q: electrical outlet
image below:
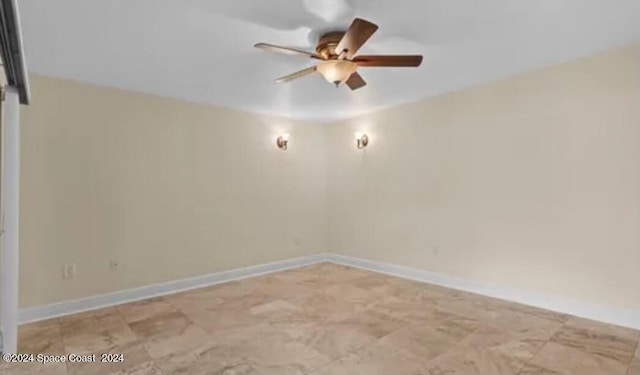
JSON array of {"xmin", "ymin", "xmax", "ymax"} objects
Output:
[
  {"xmin": 110, "ymin": 259, "xmax": 119, "ymax": 271},
  {"xmin": 432, "ymin": 245, "xmax": 440, "ymax": 257},
  {"xmin": 62, "ymin": 264, "xmax": 76, "ymax": 279},
  {"xmin": 69, "ymin": 264, "xmax": 76, "ymax": 278}
]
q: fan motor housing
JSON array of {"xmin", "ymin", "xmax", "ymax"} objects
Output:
[{"xmin": 315, "ymin": 31, "xmax": 346, "ymax": 60}]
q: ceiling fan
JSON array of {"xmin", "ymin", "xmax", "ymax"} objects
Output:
[{"xmin": 254, "ymin": 18, "xmax": 423, "ymax": 90}]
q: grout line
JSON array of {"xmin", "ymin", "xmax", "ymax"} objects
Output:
[
  {"xmin": 304, "ymin": 274, "xmax": 413, "ymax": 374},
  {"xmin": 55, "ymin": 318, "xmax": 70, "ymax": 375},
  {"xmin": 421, "ymin": 324, "xmax": 484, "ymax": 369},
  {"xmin": 246, "ymin": 362, "xmax": 264, "ymax": 375},
  {"xmin": 626, "ymin": 339, "xmax": 639, "ymax": 375},
  {"xmin": 111, "ymin": 304, "xmax": 164, "ymax": 373},
  {"xmin": 305, "ymin": 319, "xmax": 413, "ymax": 375},
  {"xmin": 152, "ymin": 363, "xmax": 166, "ymax": 375},
  {"xmin": 516, "ymin": 319, "xmax": 566, "ymax": 374}
]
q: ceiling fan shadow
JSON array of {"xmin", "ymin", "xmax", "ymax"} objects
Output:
[
  {"xmin": 301, "ymin": 0, "xmax": 356, "ymax": 23},
  {"xmin": 198, "ymin": 0, "xmax": 324, "ymax": 32}
]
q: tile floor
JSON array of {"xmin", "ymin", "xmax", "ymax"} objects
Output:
[{"xmin": 2, "ymin": 262, "xmax": 639, "ymax": 375}]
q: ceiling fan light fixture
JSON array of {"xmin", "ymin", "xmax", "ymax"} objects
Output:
[
  {"xmin": 255, "ymin": 18, "xmax": 422, "ymax": 90},
  {"xmin": 317, "ymin": 60, "xmax": 358, "ymax": 86}
]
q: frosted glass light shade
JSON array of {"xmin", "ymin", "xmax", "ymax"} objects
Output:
[{"xmin": 317, "ymin": 60, "xmax": 358, "ymax": 85}]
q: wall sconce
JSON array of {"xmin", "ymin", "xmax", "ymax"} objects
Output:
[
  {"xmin": 354, "ymin": 132, "xmax": 369, "ymax": 149},
  {"xmin": 276, "ymin": 133, "xmax": 290, "ymax": 151}
]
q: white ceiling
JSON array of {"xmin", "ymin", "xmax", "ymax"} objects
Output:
[{"xmin": 18, "ymin": 0, "xmax": 640, "ymax": 122}]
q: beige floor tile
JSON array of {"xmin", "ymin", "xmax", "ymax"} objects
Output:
[
  {"xmin": 350, "ymin": 273, "xmax": 417, "ymax": 299},
  {"xmin": 297, "ymin": 320, "xmax": 378, "ymax": 360},
  {"xmin": 218, "ymin": 363, "xmax": 261, "ymax": 375},
  {"xmin": 490, "ymin": 308, "xmax": 564, "ymax": 335},
  {"xmin": 241, "ymin": 275, "xmax": 318, "ymax": 299},
  {"xmin": 61, "ymin": 309, "xmax": 138, "ymax": 355},
  {"xmin": 512, "ymin": 306, "xmax": 568, "ymax": 325},
  {"xmin": 250, "ymin": 299, "xmax": 301, "ymax": 320},
  {"xmin": 117, "ymin": 297, "xmax": 179, "ymax": 324},
  {"xmin": 109, "ymin": 361, "xmax": 163, "ymax": 375},
  {"xmin": 371, "ymin": 295, "xmax": 456, "ymax": 325},
  {"xmin": 184, "ymin": 307, "xmax": 265, "ymax": 334},
  {"xmin": 18, "ymin": 319, "xmax": 65, "ymax": 355},
  {"xmin": 310, "ymin": 341, "xmax": 429, "ymax": 375},
  {"xmin": 550, "ymin": 321, "xmax": 637, "ymax": 364},
  {"xmin": 173, "ymin": 288, "xmax": 272, "ymax": 324},
  {"xmin": 627, "ymin": 342, "xmax": 640, "ymax": 375},
  {"xmin": 435, "ymin": 294, "xmax": 507, "ymax": 324},
  {"xmin": 376, "ymin": 316, "xmax": 478, "ymax": 362},
  {"xmin": 518, "ymin": 363, "xmax": 564, "ymax": 374},
  {"xmin": 190, "ymin": 280, "xmax": 265, "ymax": 302},
  {"xmin": 282, "ymin": 290, "xmax": 363, "ymax": 324},
  {"xmin": 343, "ymin": 308, "xmax": 407, "ymax": 338},
  {"xmin": 455, "ymin": 325, "xmax": 550, "ymax": 362},
  {"xmin": 243, "ymin": 333, "xmax": 332, "ymax": 375},
  {"xmin": 427, "ymin": 345, "xmax": 528, "ymax": 375},
  {"xmin": 0, "ymin": 361, "xmax": 68, "ymax": 375},
  {"xmin": 210, "ymin": 323, "xmax": 287, "ymax": 353},
  {"xmin": 155, "ymin": 341, "xmax": 244, "ymax": 375},
  {"xmin": 166, "ymin": 288, "xmax": 226, "ymax": 311},
  {"xmin": 214, "ymin": 291, "xmax": 273, "ymax": 313},
  {"xmin": 528, "ymin": 341, "xmax": 629, "ymax": 374},
  {"xmin": 13, "ymin": 263, "xmax": 640, "ymax": 375},
  {"xmin": 128, "ymin": 310, "xmax": 211, "ymax": 359},
  {"xmin": 65, "ymin": 341, "xmax": 152, "ymax": 375},
  {"xmin": 321, "ymin": 282, "xmax": 375, "ymax": 302},
  {"xmin": 563, "ymin": 316, "xmax": 640, "ymax": 342},
  {"xmin": 57, "ymin": 310, "xmax": 99, "ymax": 325}
]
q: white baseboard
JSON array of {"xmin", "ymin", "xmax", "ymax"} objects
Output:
[
  {"xmin": 326, "ymin": 253, "xmax": 640, "ymax": 330},
  {"xmin": 19, "ymin": 252, "xmax": 640, "ymax": 331},
  {"xmin": 19, "ymin": 253, "xmax": 327, "ymax": 324}
]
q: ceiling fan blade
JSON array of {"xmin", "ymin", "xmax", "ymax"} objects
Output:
[
  {"xmin": 335, "ymin": 18, "xmax": 379, "ymax": 60},
  {"xmin": 275, "ymin": 66, "xmax": 318, "ymax": 83},
  {"xmin": 345, "ymin": 72, "xmax": 367, "ymax": 90},
  {"xmin": 353, "ymin": 55, "xmax": 423, "ymax": 67},
  {"xmin": 254, "ymin": 43, "xmax": 323, "ymax": 60}
]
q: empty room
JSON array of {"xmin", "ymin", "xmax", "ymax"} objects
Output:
[{"xmin": 1, "ymin": 0, "xmax": 639, "ymax": 374}]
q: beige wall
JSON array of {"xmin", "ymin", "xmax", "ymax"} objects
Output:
[
  {"xmin": 19, "ymin": 44, "xmax": 640, "ymax": 313},
  {"xmin": 20, "ymin": 75, "xmax": 327, "ymax": 308},
  {"xmin": 326, "ymin": 44, "xmax": 640, "ymax": 311}
]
